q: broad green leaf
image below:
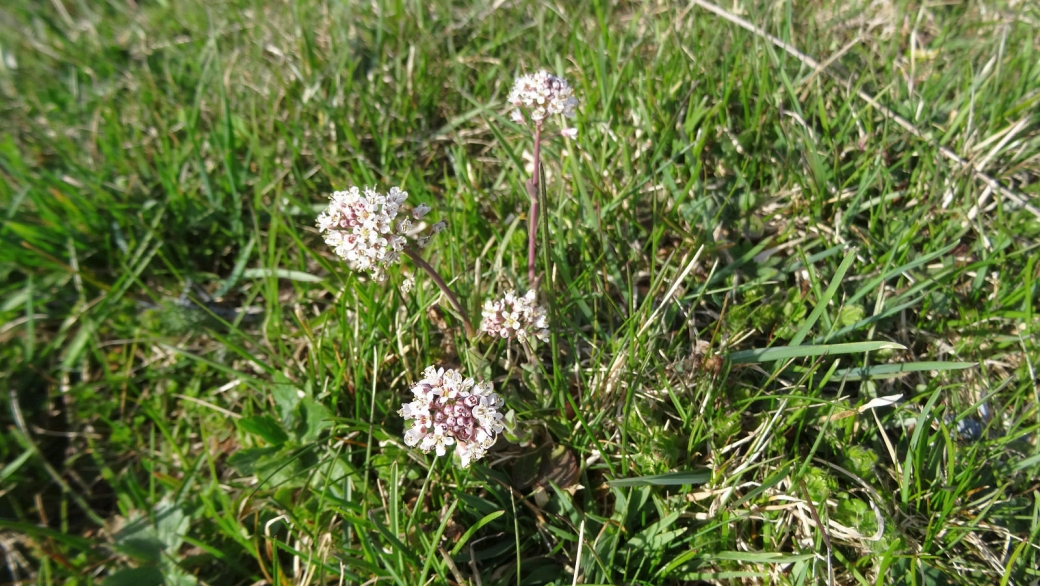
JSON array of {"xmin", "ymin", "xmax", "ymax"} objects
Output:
[
  {"xmin": 238, "ymin": 415, "xmax": 289, "ymax": 446},
  {"xmin": 226, "ymin": 447, "xmax": 280, "ymax": 476},
  {"xmin": 101, "ymin": 567, "xmax": 164, "ymax": 586},
  {"xmin": 297, "ymin": 397, "xmax": 332, "ymax": 442},
  {"xmin": 271, "ymin": 376, "xmax": 300, "ymax": 429}
]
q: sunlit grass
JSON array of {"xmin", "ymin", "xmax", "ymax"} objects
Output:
[{"xmin": 1, "ymin": 0, "xmax": 1039, "ymax": 584}]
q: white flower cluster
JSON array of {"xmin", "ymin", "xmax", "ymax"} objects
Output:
[
  {"xmin": 508, "ymin": 70, "xmax": 579, "ymax": 125},
  {"xmin": 317, "ymin": 186, "xmax": 435, "ymax": 281},
  {"xmin": 480, "ymin": 290, "xmax": 549, "ymax": 342},
  {"xmin": 399, "ymin": 366, "xmax": 505, "ymax": 468}
]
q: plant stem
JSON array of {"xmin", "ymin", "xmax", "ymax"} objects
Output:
[
  {"xmin": 526, "ymin": 123, "xmax": 543, "ymax": 287},
  {"xmin": 404, "ymin": 247, "xmax": 475, "ymax": 337}
]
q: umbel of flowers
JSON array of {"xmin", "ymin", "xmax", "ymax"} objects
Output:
[
  {"xmin": 508, "ymin": 70, "xmax": 578, "ymax": 129},
  {"xmin": 317, "ymin": 185, "xmax": 441, "ymax": 282},
  {"xmin": 481, "ymin": 290, "xmax": 549, "ymax": 342},
  {"xmin": 399, "ymin": 366, "xmax": 505, "ymax": 468}
]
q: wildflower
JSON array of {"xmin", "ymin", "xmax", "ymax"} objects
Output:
[
  {"xmin": 508, "ymin": 70, "xmax": 579, "ymax": 124},
  {"xmin": 481, "ymin": 290, "xmax": 549, "ymax": 342},
  {"xmin": 398, "ymin": 366, "xmax": 505, "ymax": 468},
  {"xmin": 413, "ymin": 203, "xmax": 432, "ymax": 220},
  {"xmin": 318, "ymin": 185, "xmax": 439, "ymax": 282}
]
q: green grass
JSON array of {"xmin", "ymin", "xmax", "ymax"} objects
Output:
[{"xmin": 2, "ymin": 0, "xmax": 1040, "ymax": 584}]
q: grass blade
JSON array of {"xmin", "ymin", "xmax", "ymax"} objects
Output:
[
  {"xmin": 241, "ymin": 268, "xmax": 324, "ymax": 282},
  {"xmin": 608, "ymin": 470, "xmax": 711, "ymax": 488},
  {"xmin": 728, "ymin": 341, "xmax": 905, "ymax": 364},
  {"xmin": 790, "ymin": 248, "xmax": 857, "ymax": 346},
  {"xmin": 830, "ymin": 361, "xmax": 976, "ymax": 381}
]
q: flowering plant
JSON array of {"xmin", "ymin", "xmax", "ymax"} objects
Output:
[
  {"xmin": 399, "ymin": 366, "xmax": 505, "ymax": 468},
  {"xmin": 481, "ymin": 290, "xmax": 549, "ymax": 342},
  {"xmin": 317, "ymin": 69, "xmax": 582, "ymax": 470},
  {"xmin": 508, "ymin": 70, "xmax": 579, "ymax": 127},
  {"xmin": 317, "ymin": 186, "xmax": 434, "ymax": 281},
  {"xmin": 318, "ymin": 185, "xmax": 473, "ymax": 335},
  {"xmin": 506, "ymin": 70, "xmax": 579, "ymax": 287}
]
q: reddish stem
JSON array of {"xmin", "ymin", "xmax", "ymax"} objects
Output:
[
  {"xmin": 526, "ymin": 123, "xmax": 542, "ymax": 287},
  {"xmin": 404, "ymin": 248, "xmax": 475, "ymax": 338}
]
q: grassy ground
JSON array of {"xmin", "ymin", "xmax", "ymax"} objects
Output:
[{"xmin": 2, "ymin": 0, "xmax": 1040, "ymax": 584}]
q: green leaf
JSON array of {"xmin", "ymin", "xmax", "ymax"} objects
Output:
[
  {"xmin": 241, "ymin": 268, "xmax": 324, "ymax": 282},
  {"xmin": 830, "ymin": 361, "xmax": 975, "ymax": 381},
  {"xmin": 114, "ymin": 514, "xmax": 165, "ymax": 563},
  {"xmin": 417, "ymin": 499, "xmax": 460, "ymax": 586},
  {"xmin": 450, "ymin": 511, "xmax": 506, "ymax": 557},
  {"xmin": 0, "ymin": 448, "xmax": 33, "ymax": 482},
  {"xmin": 255, "ymin": 448, "xmax": 310, "ymax": 489},
  {"xmin": 728, "ymin": 341, "xmax": 905, "ymax": 364},
  {"xmin": 608, "ymin": 470, "xmax": 711, "ymax": 487},
  {"xmin": 101, "ymin": 566, "xmax": 164, "ymax": 586},
  {"xmin": 113, "ymin": 535, "xmax": 165, "ymax": 563},
  {"xmin": 238, "ymin": 415, "xmax": 289, "ymax": 446},
  {"xmin": 0, "ymin": 519, "xmax": 96, "ymax": 551},
  {"xmin": 625, "ymin": 512, "xmax": 686, "ymax": 554},
  {"xmin": 213, "ymin": 236, "xmax": 256, "ymax": 298},
  {"xmin": 845, "ymin": 241, "xmax": 960, "ymax": 307},
  {"xmin": 790, "ymin": 249, "xmax": 857, "ymax": 346},
  {"xmin": 1013, "ymin": 453, "xmax": 1040, "ymax": 472},
  {"xmin": 296, "ymin": 398, "xmax": 332, "ymax": 442},
  {"xmin": 226, "ymin": 447, "xmax": 280, "ymax": 476},
  {"xmin": 153, "ymin": 500, "xmax": 189, "ymax": 553},
  {"xmin": 61, "ymin": 319, "xmax": 94, "ymax": 371},
  {"xmin": 271, "ymin": 376, "xmax": 300, "ymax": 429}
]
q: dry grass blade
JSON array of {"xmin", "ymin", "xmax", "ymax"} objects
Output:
[{"xmin": 687, "ymin": 0, "xmax": 1040, "ymax": 220}]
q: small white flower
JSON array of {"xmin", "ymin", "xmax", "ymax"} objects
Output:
[
  {"xmin": 561, "ymin": 127, "xmax": 578, "ymax": 139},
  {"xmin": 508, "ymin": 70, "xmax": 579, "ymax": 125},
  {"xmin": 317, "ymin": 185, "xmax": 413, "ymax": 279},
  {"xmin": 318, "ymin": 187, "xmax": 448, "ymax": 280},
  {"xmin": 480, "ymin": 289, "xmax": 550, "ymax": 342},
  {"xmin": 399, "ymin": 366, "xmax": 505, "ymax": 468},
  {"xmin": 413, "ymin": 203, "xmax": 432, "ymax": 220}
]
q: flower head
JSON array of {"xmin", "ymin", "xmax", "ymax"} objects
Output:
[
  {"xmin": 317, "ymin": 185, "xmax": 439, "ymax": 282},
  {"xmin": 480, "ymin": 290, "xmax": 549, "ymax": 342},
  {"xmin": 508, "ymin": 70, "xmax": 579, "ymax": 125},
  {"xmin": 398, "ymin": 366, "xmax": 505, "ymax": 468}
]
